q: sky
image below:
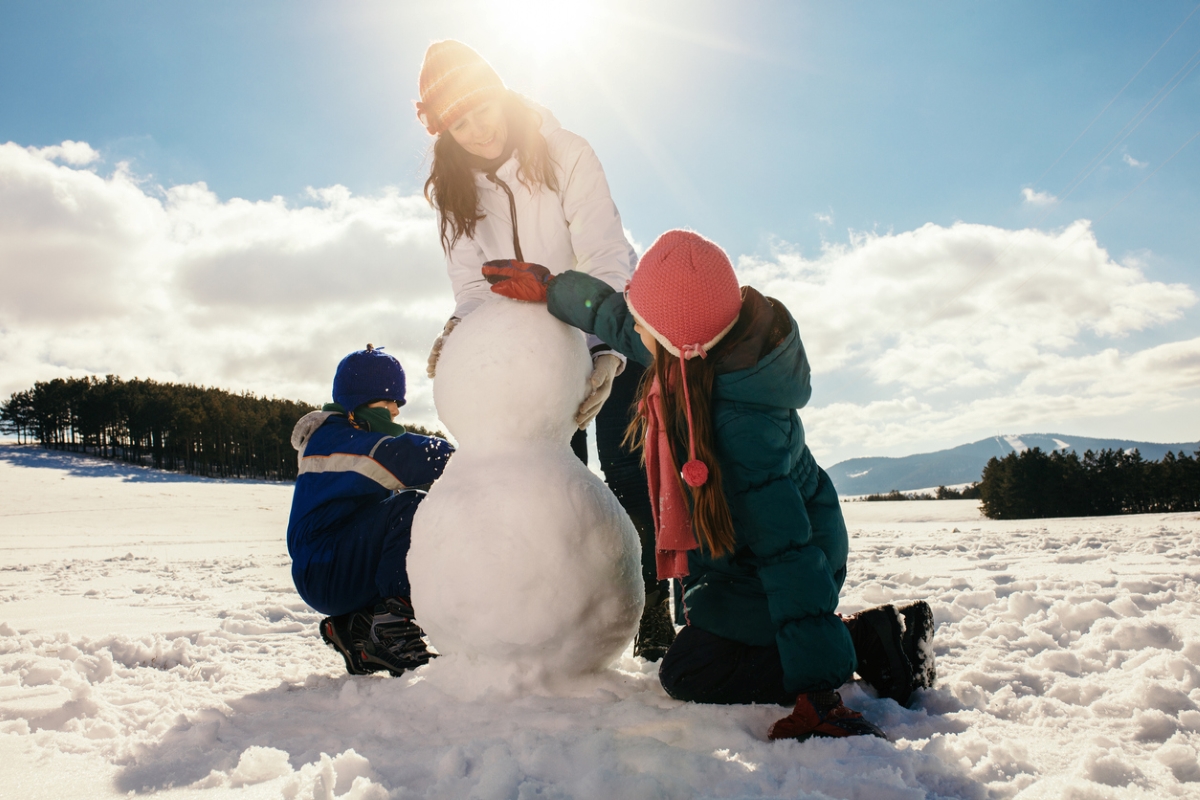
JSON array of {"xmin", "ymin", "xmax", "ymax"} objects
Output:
[{"xmin": 1, "ymin": 0, "xmax": 1198, "ymax": 465}]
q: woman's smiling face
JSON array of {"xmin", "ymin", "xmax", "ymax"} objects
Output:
[{"xmin": 448, "ymin": 101, "xmax": 508, "ymax": 160}]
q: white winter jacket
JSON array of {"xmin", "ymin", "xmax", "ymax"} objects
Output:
[{"xmin": 444, "ymin": 103, "xmax": 637, "ymax": 331}]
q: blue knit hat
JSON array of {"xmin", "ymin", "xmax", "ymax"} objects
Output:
[{"xmin": 332, "ymin": 344, "xmax": 407, "ymax": 411}]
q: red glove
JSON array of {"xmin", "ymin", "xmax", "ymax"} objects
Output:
[{"xmin": 482, "ymin": 260, "xmax": 554, "ymax": 303}]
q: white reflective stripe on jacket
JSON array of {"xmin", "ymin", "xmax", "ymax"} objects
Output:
[
  {"xmin": 445, "ymin": 103, "xmax": 637, "ymax": 323},
  {"xmin": 297, "ymin": 452, "xmax": 407, "ymax": 491}
]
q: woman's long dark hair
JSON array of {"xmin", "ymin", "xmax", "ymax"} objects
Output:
[
  {"xmin": 624, "ymin": 342, "xmax": 738, "ymax": 559},
  {"xmin": 424, "ymin": 90, "xmax": 560, "ymax": 253}
]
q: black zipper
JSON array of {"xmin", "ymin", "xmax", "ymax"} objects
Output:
[{"xmin": 485, "ymin": 171, "xmax": 524, "ymax": 262}]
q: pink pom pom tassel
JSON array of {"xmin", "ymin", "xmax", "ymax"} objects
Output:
[{"xmin": 681, "ymin": 459, "xmax": 709, "ymax": 487}]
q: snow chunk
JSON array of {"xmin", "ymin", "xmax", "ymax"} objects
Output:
[
  {"xmin": 228, "ymin": 746, "xmax": 294, "ymax": 787},
  {"xmin": 1084, "ymin": 748, "xmax": 1144, "ymax": 787},
  {"xmin": 1157, "ymin": 741, "xmax": 1200, "ymax": 782}
]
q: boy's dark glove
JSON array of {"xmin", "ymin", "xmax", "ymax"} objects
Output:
[{"xmin": 482, "ymin": 260, "xmax": 554, "ymax": 302}]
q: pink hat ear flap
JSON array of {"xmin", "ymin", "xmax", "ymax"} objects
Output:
[{"xmin": 415, "ymin": 101, "xmax": 440, "ymax": 135}]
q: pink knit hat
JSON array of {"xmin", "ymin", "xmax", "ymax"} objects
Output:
[
  {"xmin": 416, "ymin": 40, "xmax": 506, "ymax": 135},
  {"xmin": 626, "ymin": 229, "xmax": 742, "ymax": 359},
  {"xmin": 626, "ymin": 230, "xmax": 743, "ymax": 486}
]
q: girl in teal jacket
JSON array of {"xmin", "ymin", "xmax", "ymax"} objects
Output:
[{"xmin": 484, "ymin": 229, "xmax": 934, "ymax": 742}]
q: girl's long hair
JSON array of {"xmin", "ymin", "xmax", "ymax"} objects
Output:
[
  {"xmin": 624, "ymin": 342, "xmax": 738, "ymax": 559},
  {"xmin": 423, "ymin": 90, "xmax": 560, "ymax": 253}
]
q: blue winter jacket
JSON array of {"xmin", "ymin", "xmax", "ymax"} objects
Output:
[
  {"xmin": 548, "ymin": 271, "xmax": 856, "ymax": 693},
  {"xmin": 286, "ymin": 411, "xmax": 454, "ymax": 564}
]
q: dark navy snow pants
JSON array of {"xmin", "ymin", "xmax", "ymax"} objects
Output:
[
  {"xmin": 570, "ymin": 360, "xmax": 665, "ymax": 605},
  {"xmin": 291, "ymin": 489, "xmax": 424, "ymax": 617},
  {"xmin": 659, "ymin": 624, "xmax": 797, "ymax": 707}
]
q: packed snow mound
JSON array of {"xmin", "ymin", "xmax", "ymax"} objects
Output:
[
  {"xmin": 409, "ymin": 298, "xmax": 643, "ymax": 688},
  {"xmin": 409, "ymin": 449, "xmax": 643, "ymax": 687},
  {"xmin": 431, "ymin": 298, "xmax": 591, "ymax": 448}
]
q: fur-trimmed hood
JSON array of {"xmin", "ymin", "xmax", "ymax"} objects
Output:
[{"xmin": 290, "ymin": 410, "xmax": 338, "ymax": 454}]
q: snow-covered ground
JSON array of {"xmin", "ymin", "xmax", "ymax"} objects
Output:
[{"xmin": 2, "ymin": 443, "xmax": 1198, "ymax": 799}]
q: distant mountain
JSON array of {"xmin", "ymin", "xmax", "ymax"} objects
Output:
[{"xmin": 827, "ymin": 433, "xmax": 1200, "ymax": 496}]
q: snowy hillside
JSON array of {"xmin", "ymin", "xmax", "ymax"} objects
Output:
[
  {"xmin": 2, "ymin": 443, "xmax": 1200, "ymax": 799},
  {"xmin": 827, "ymin": 433, "xmax": 1200, "ymax": 495}
]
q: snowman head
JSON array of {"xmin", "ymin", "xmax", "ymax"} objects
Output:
[{"xmin": 433, "ymin": 298, "xmax": 592, "ymax": 448}]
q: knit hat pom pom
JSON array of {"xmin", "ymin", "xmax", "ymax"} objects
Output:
[{"xmin": 681, "ymin": 459, "xmax": 709, "ymax": 488}]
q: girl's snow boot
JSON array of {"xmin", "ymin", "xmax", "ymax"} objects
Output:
[
  {"xmin": 899, "ymin": 600, "xmax": 937, "ymax": 691},
  {"xmin": 843, "ymin": 605, "xmax": 915, "ymax": 707},
  {"xmin": 634, "ymin": 594, "xmax": 677, "ymax": 662},
  {"xmin": 767, "ymin": 691, "xmax": 886, "ymax": 742}
]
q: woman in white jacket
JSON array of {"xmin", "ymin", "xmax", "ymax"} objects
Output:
[{"xmin": 417, "ymin": 40, "xmax": 673, "ymax": 659}]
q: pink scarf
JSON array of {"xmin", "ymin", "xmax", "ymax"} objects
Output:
[{"xmin": 642, "ymin": 376, "xmax": 700, "ymax": 580}]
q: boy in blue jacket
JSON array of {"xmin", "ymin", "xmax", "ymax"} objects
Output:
[{"xmin": 288, "ymin": 344, "xmax": 454, "ymax": 676}]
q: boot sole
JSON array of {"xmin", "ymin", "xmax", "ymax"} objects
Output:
[{"xmin": 358, "ymin": 649, "xmax": 431, "ymax": 677}]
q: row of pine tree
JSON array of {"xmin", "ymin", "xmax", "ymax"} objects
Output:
[
  {"xmin": 4, "ymin": 378, "xmax": 1198, "ymax": 516},
  {"xmin": 976, "ymin": 446, "xmax": 1200, "ymax": 519},
  {"xmin": 0, "ymin": 376, "xmax": 315, "ymax": 480}
]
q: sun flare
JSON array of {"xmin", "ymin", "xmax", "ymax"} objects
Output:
[{"xmin": 490, "ymin": 0, "xmax": 598, "ymax": 53}]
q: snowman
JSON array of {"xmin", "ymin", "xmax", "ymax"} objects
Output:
[{"xmin": 407, "ymin": 297, "xmax": 644, "ymax": 681}]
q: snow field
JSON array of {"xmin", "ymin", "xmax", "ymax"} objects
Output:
[
  {"xmin": 846, "ymin": 501, "xmax": 1200, "ymax": 797},
  {"xmin": 2, "ymin": 444, "xmax": 1199, "ymax": 798}
]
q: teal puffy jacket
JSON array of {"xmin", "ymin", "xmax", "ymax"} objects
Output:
[{"xmin": 548, "ymin": 271, "xmax": 855, "ymax": 693}]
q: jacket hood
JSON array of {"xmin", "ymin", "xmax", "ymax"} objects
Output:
[
  {"xmin": 291, "ymin": 410, "xmax": 338, "ymax": 454},
  {"xmin": 529, "ymin": 99, "xmax": 561, "ymax": 138},
  {"xmin": 712, "ymin": 295, "xmax": 812, "ymax": 411}
]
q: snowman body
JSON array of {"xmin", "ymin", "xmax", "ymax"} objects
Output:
[{"xmin": 408, "ymin": 298, "xmax": 644, "ymax": 677}]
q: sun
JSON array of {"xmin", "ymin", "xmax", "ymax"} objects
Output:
[{"xmin": 489, "ymin": 0, "xmax": 599, "ymax": 53}]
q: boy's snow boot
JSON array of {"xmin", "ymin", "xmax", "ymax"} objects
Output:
[
  {"xmin": 320, "ymin": 610, "xmax": 378, "ymax": 676},
  {"xmin": 768, "ymin": 691, "xmax": 887, "ymax": 742},
  {"xmin": 320, "ymin": 598, "xmax": 435, "ymax": 677},
  {"xmin": 899, "ymin": 600, "xmax": 937, "ymax": 691},
  {"xmin": 844, "ymin": 604, "xmax": 915, "ymax": 707},
  {"xmin": 357, "ymin": 596, "xmax": 436, "ymax": 676},
  {"xmin": 634, "ymin": 594, "xmax": 677, "ymax": 662}
]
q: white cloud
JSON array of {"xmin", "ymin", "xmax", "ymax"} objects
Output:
[
  {"xmin": 1123, "ymin": 153, "xmax": 1147, "ymax": 168},
  {"xmin": 0, "ymin": 141, "xmax": 454, "ymax": 429},
  {"xmin": 736, "ymin": 221, "xmax": 1198, "ymax": 461},
  {"xmin": 33, "ymin": 140, "xmax": 100, "ymax": 165},
  {"xmin": 814, "ymin": 212, "xmax": 833, "ymax": 225},
  {"xmin": 3, "ymin": 141, "xmax": 1197, "ymax": 463},
  {"xmin": 1021, "ymin": 187, "xmax": 1057, "ymax": 206},
  {"xmin": 622, "ymin": 227, "xmax": 644, "ymax": 256}
]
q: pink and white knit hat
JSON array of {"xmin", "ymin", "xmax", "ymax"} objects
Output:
[
  {"xmin": 626, "ymin": 230, "xmax": 743, "ymax": 486},
  {"xmin": 416, "ymin": 40, "xmax": 506, "ymax": 136}
]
